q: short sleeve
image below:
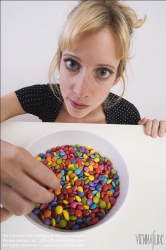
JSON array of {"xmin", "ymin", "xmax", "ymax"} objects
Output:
[{"xmin": 14, "ymin": 84, "xmax": 63, "ymax": 121}]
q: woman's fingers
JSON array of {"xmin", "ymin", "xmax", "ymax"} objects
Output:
[
  {"xmin": 4, "ymin": 169, "xmax": 55, "ymax": 203},
  {"xmin": 151, "ymin": 119, "xmax": 159, "ymax": 138},
  {"xmin": 138, "ymin": 117, "xmax": 147, "ymax": 125},
  {"xmin": 1, "ymin": 185, "xmax": 35, "ymax": 217},
  {"xmin": 143, "ymin": 119, "xmax": 152, "ymax": 136},
  {"xmin": 0, "ymin": 207, "xmax": 13, "ymax": 223},
  {"xmin": 13, "ymin": 146, "xmax": 60, "ymax": 191},
  {"xmin": 158, "ymin": 120, "xmax": 166, "ymax": 137}
]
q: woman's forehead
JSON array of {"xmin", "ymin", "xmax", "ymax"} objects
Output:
[{"xmin": 62, "ymin": 28, "xmax": 121, "ymax": 64}]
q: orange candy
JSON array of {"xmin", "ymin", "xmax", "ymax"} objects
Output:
[
  {"xmin": 106, "ymin": 191, "xmax": 113, "ymax": 197},
  {"xmin": 57, "ymin": 173, "xmax": 62, "ymax": 179},
  {"xmin": 44, "ymin": 210, "xmax": 51, "ymax": 218},
  {"xmin": 54, "ymin": 188, "xmax": 61, "ymax": 195}
]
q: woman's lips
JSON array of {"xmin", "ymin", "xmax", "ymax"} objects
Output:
[{"xmin": 69, "ymin": 99, "xmax": 89, "ymax": 110}]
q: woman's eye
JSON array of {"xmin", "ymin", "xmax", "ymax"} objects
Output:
[
  {"xmin": 64, "ymin": 59, "xmax": 79, "ymax": 70},
  {"xmin": 96, "ymin": 68, "xmax": 114, "ymax": 79}
]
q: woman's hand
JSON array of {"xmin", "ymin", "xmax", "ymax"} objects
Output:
[
  {"xmin": 1, "ymin": 140, "xmax": 60, "ymax": 223},
  {"xmin": 138, "ymin": 117, "xmax": 166, "ymax": 137}
]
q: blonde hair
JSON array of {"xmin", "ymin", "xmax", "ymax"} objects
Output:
[{"xmin": 48, "ymin": 0, "xmax": 146, "ymax": 108}]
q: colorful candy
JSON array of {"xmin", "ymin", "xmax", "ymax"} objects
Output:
[{"xmin": 32, "ymin": 144, "xmax": 120, "ymax": 230}]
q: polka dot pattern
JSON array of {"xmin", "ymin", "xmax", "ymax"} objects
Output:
[{"xmin": 15, "ymin": 84, "xmax": 141, "ymax": 124}]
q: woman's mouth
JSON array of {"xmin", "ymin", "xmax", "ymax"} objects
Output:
[{"xmin": 69, "ymin": 99, "xmax": 89, "ymax": 110}]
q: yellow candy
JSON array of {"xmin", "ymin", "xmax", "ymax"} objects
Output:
[
  {"xmin": 107, "ymin": 202, "xmax": 112, "ymax": 209},
  {"xmin": 83, "ymin": 205, "xmax": 89, "ymax": 209},
  {"xmin": 68, "ymin": 164, "xmax": 74, "ymax": 169},
  {"xmin": 107, "ymin": 179, "xmax": 112, "ymax": 184},
  {"xmin": 62, "ymin": 210, "xmax": 70, "ymax": 221},
  {"xmin": 66, "ymin": 185, "xmax": 71, "ymax": 189},
  {"xmin": 89, "ymin": 175, "xmax": 94, "ymax": 181},
  {"xmin": 83, "ymin": 154, "xmax": 88, "ymax": 159},
  {"xmin": 94, "ymin": 158, "xmax": 100, "ymax": 162},
  {"xmin": 84, "ymin": 172, "xmax": 90, "ymax": 177},
  {"xmin": 99, "ymin": 153, "xmax": 104, "ymax": 156},
  {"xmin": 36, "ymin": 157, "xmax": 41, "ymax": 161},
  {"xmin": 55, "ymin": 205, "xmax": 63, "ymax": 214},
  {"xmin": 47, "ymin": 161, "xmax": 52, "ymax": 166},
  {"xmin": 75, "ymin": 195, "xmax": 81, "ymax": 202},
  {"xmin": 63, "ymin": 200, "xmax": 68, "ymax": 204},
  {"xmin": 66, "ymin": 175, "xmax": 69, "ymax": 181},
  {"xmin": 74, "ymin": 176, "xmax": 78, "ymax": 181},
  {"xmin": 77, "ymin": 186, "xmax": 83, "ymax": 192},
  {"xmin": 89, "ymin": 166, "xmax": 93, "ymax": 171},
  {"xmin": 85, "ymin": 146, "xmax": 91, "ymax": 150},
  {"xmin": 53, "ymin": 152, "xmax": 57, "ymax": 156},
  {"xmin": 90, "ymin": 149, "xmax": 95, "ymax": 154},
  {"xmin": 51, "ymin": 218, "xmax": 56, "ymax": 227}
]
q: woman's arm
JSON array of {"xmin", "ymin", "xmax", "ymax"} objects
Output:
[
  {"xmin": 1, "ymin": 92, "xmax": 26, "ymax": 122},
  {"xmin": 1, "ymin": 92, "xmax": 60, "ymax": 222}
]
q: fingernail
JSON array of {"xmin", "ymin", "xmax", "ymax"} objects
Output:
[
  {"xmin": 153, "ymin": 132, "xmax": 156, "ymax": 137},
  {"xmin": 160, "ymin": 132, "xmax": 164, "ymax": 137},
  {"xmin": 147, "ymin": 131, "xmax": 151, "ymax": 135}
]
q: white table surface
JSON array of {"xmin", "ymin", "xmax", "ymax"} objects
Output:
[{"xmin": 1, "ymin": 122, "xmax": 166, "ymax": 250}]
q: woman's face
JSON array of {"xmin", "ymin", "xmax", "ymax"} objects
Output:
[{"xmin": 59, "ymin": 27, "xmax": 120, "ymax": 118}]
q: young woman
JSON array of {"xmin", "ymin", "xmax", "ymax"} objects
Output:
[{"xmin": 1, "ymin": 0, "xmax": 166, "ymax": 222}]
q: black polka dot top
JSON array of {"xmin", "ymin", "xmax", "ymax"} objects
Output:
[{"xmin": 15, "ymin": 84, "xmax": 141, "ymax": 124}]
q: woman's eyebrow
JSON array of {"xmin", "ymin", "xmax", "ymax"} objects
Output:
[
  {"xmin": 63, "ymin": 53, "xmax": 116, "ymax": 70},
  {"xmin": 96, "ymin": 64, "xmax": 116, "ymax": 71},
  {"xmin": 62, "ymin": 53, "xmax": 82, "ymax": 62}
]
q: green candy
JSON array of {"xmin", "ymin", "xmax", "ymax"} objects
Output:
[
  {"xmin": 70, "ymin": 216, "xmax": 77, "ymax": 221},
  {"xmin": 59, "ymin": 219, "xmax": 67, "ymax": 228},
  {"xmin": 116, "ymin": 180, "xmax": 119, "ymax": 185},
  {"xmin": 35, "ymin": 203, "xmax": 40, "ymax": 208},
  {"xmin": 55, "ymin": 164, "xmax": 60, "ymax": 169},
  {"xmin": 75, "ymin": 144, "xmax": 80, "ymax": 148},
  {"xmin": 111, "ymin": 169, "xmax": 117, "ymax": 175},
  {"xmin": 99, "ymin": 201, "xmax": 106, "ymax": 209},
  {"xmin": 84, "ymin": 162, "xmax": 90, "ymax": 166},
  {"xmin": 57, "ymin": 159, "xmax": 62, "ymax": 164},
  {"xmin": 84, "ymin": 178, "xmax": 89, "ymax": 184},
  {"xmin": 82, "ymin": 197, "xmax": 87, "ymax": 205},
  {"xmin": 67, "ymin": 170, "xmax": 73, "ymax": 176},
  {"xmin": 77, "ymin": 152, "xmax": 82, "ymax": 156},
  {"xmin": 96, "ymin": 192, "xmax": 100, "ymax": 198},
  {"xmin": 93, "ymin": 196, "xmax": 99, "ymax": 204}
]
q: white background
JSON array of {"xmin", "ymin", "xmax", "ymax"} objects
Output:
[{"xmin": 1, "ymin": 1, "xmax": 166, "ymax": 122}]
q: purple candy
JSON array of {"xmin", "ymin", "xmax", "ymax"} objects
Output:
[
  {"xmin": 53, "ymin": 195, "xmax": 57, "ymax": 201},
  {"xmin": 89, "ymin": 186, "xmax": 95, "ymax": 190},
  {"xmin": 86, "ymin": 199, "xmax": 93, "ymax": 206},
  {"xmin": 84, "ymin": 184, "xmax": 89, "ymax": 188},
  {"xmin": 38, "ymin": 153, "xmax": 44, "ymax": 157},
  {"xmin": 46, "ymin": 204, "xmax": 51, "ymax": 210},
  {"xmin": 89, "ymin": 181, "xmax": 94, "ymax": 186},
  {"xmin": 43, "ymin": 218, "xmax": 51, "ymax": 226},
  {"xmin": 94, "ymin": 179, "xmax": 99, "ymax": 184}
]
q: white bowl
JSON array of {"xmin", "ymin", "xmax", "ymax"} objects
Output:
[{"xmin": 25, "ymin": 130, "xmax": 129, "ymax": 233}]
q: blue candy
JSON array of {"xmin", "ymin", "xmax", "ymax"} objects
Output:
[
  {"xmin": 71, "ymin": 224, "xmax": 80, "ymax": 230},
  {"xmin": 32, "ymin": 208, "xmax": 40, "ymax": 215}
]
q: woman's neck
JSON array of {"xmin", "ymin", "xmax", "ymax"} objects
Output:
[{"xmin": 55, "ymin": 103, "xmax": 107, "ymax": 124}]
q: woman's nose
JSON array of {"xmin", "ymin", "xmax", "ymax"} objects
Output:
[{"xmin": 73, "ymin": 72, "xmax": 92, "ymax": 98}]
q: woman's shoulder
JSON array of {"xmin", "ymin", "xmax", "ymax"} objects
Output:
[{"xmin": 104, "ymin": 92, "xmax": 141, "ymax": 124}]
